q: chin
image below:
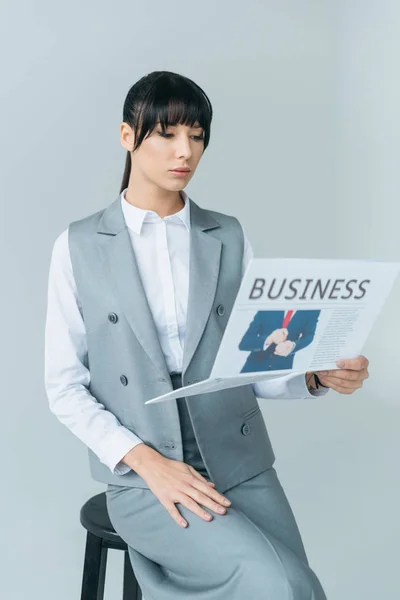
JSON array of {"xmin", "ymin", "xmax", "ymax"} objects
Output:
[{"xmin": 166, "ymin": 179, "xmax": 188, "ymax": 190}]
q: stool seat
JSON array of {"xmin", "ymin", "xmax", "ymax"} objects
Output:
[
  {"xmin": 79, "ymin": 491, "xmax": 142, "ymax": 599},
  {"xmin": 80, "ymin": 492, "xmax": 125, "ymax": 546}
]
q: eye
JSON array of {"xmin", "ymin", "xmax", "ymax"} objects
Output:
[{"xmin": 157, "ymin": 131, "xmax": 204, "ymax": 141}]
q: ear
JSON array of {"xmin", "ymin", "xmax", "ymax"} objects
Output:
[{"xmin": 120, "ymin": 122, "xmax": 135, "ymax": 152}]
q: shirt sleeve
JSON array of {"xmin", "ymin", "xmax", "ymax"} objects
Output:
[
  {"xmin": 44, "ymin": 229, "xmax": 144, "ymax": 475},
  {"xmin": 239, "ymin": 222, "xmax": 329, "ymax": 400}
]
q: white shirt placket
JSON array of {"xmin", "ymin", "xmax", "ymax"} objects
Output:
[{"xmin": 156, "ymin": 219, "xmax": 183, "ymax": 372}]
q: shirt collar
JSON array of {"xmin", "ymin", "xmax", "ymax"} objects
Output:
[{"xmin": 120, "ymin": 188, "xmax": 191, "ymax": 235}]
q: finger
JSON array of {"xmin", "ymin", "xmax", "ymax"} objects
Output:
[
  {"xmin": 177, "ymin": 493, "xmax": 214, "ymax": 522},
  {"xmin": 320, "ymin": 369, "xmax": 360, "ymax": 382},
  {"xmin": 341, "ymin": 370, "xmax": 368, "ymax": 382},
  {"xmin": 327, "ymin": 369, "xmax": 367, "ymax": 384},
  {"xmin": 323, "ymin": 367, "xmax": 369, "ymax": 382},
  {"xmin": 318, "ymin": 375, "xmax": 361, "ymax": 391},
  {"xmin": 183, "ymin": 485, "xmax": 228, "ymax": 516},
  {"xmin": 164, "ymin": 501, "xmax": 188, "ymax": 528},
  {"xmin": 329, "ymin": 382, "xmax": 359, "ymax": 394},
  {"xmin": 336, "ymin": 355, "xmax": 369, "ymax": 371},
  {"xmin": 189, "ymin": 475, "xmax": 231, "ymax": 507},
  {"xmin": 188, "ymin": 466, "xmax": 215, "ymax": 487},
  {"xmin": 319, "ymin": 376, "xmax": 361, "ymax": 389}
]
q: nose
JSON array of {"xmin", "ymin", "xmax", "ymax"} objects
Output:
[{"xmin": 174, "ymin": 134, "xmax": 193, "ymax": 160}]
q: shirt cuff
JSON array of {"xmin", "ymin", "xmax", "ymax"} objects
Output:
[
  {"xmin": 288, "ymin": 373, "xmax": 330, "ymax": 398},
  {"xmin": 263, "ymin": 337, "xmax": 270, "ymax": 351},
  {"xmin": 97, "ymin": 427, "xmax": 144, "ymax": 475},
  {"xmin": 252, "ymin": 372, "xmax": 331, "ymax": 400}
]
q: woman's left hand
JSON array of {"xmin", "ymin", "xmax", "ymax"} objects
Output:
[{"xmin": 315, "ymin": 355, "xmax": 369, "ymax": 394}]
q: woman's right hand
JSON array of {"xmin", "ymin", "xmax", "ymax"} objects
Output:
[{"xmin": 123, "ymin": 444, "xmax": 232, "ymax": 528}]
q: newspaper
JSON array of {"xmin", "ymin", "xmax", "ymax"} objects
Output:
[
  {"xmin": 210, "ymin": 257, "xmax": 400, "ymax": 378},
  {"xmin": 145, "ymin": 257, "xmax": 400, "ymax": 404}
]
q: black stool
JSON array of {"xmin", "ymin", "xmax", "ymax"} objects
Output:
[{"xmin": 80, "ymin": 492, "xmax": 142, "ymax": 600}]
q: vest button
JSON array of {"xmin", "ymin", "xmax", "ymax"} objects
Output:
[
  {"xmin": 241, "ymin": 423, "xmax": 251, "ymax": 436},
  {"xmin": 120, "ymin": 375, "xmax": 128, "ymax": 386},
  {"xmin": 216, "ymin": 304, "xmax": 225, "ymax": 316},
  {"xmin": 108, "ymin": 312, "xmax": 118, "ymax": 323}
]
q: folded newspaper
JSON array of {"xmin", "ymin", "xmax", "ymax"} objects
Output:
[{"xmin": 145, "ymin": 258, "xmax": 400, "ymax": 404}]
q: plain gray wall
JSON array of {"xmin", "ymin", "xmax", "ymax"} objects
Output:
[{"xmin": 1, "ymin": 1, "xmax": 398, "ymax": 598}]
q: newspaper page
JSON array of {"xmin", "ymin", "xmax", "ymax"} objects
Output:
[
  {"xmin": 145, "ymin": 257, "xmax": 400, "ymax": 404},
  {"xmin": 210, "ymin": 257, "xmax": 400, "ymax": 379}
]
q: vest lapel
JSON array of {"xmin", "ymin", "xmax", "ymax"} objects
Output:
[
  {"xmin": 182, "ymin": 200, "xmax": 221, "ymax": 375},
  {"xmin": 96, "ymin": 194, "xmax": 221, "ymax": 380}
]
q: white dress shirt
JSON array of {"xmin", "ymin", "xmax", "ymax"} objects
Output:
[{"xmin": 44, "ymin": 189, "xmax": 328, "ymax": 476}]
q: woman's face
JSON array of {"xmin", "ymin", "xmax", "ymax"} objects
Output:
[{"xmin": 120, "ymin": 120, "xmax": 205, "ymax": 192}]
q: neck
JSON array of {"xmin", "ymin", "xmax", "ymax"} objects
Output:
[{"xmin": 124, "ymin": 181, "xmax": 185, "ymax": 218}]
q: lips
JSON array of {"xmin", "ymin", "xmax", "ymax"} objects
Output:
[{"xmin": 171, "ymin": 168, "xmax": 190, "ymax": 172}]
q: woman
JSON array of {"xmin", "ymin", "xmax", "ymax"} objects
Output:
[{"xmin": 45, "ymin": 70, "xmax": 369, "ymax": 599}]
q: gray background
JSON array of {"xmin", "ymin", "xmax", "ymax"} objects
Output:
[{"xmin": 1, "ymin": 1, "xmax": 398, "ymax": 598}]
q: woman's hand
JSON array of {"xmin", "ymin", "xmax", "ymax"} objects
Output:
[
  {"xmin": 315, "ymin": 355, "xmax": 369, "ymax": 394},
  {"xmin": 124, "ymin": 444, "xmax": 232, "ymax": 528}
]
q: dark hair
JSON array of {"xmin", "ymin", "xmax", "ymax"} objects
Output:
[{"xmin": 119, "ymin": 71, "xmax": 213, "ymax": 193}]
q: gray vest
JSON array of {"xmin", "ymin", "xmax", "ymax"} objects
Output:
[{"xmin": 68, "ymin": 195, "xmax": 275, "ymax": 493}]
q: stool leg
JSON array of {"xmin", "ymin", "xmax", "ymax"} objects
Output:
[
  {"xmin": 97, "ymin": 544, "xmax": 108, "ymax": 600},
  {"xmin": 80, "ymin": 531, "xmax": 108, "ymax": 600},
  {"xmin": 123, "ymin": 550, "xmax": 142, "ymax": 600}
]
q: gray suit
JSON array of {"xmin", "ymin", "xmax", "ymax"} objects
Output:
[{"xmin": 68, "ymin": 195, "xmax": 327, "ymax": 599}]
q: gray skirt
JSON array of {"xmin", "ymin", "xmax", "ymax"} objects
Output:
[{"xmin": 106, "ymin": 373, "xmax": 327, "ymax": 600}]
